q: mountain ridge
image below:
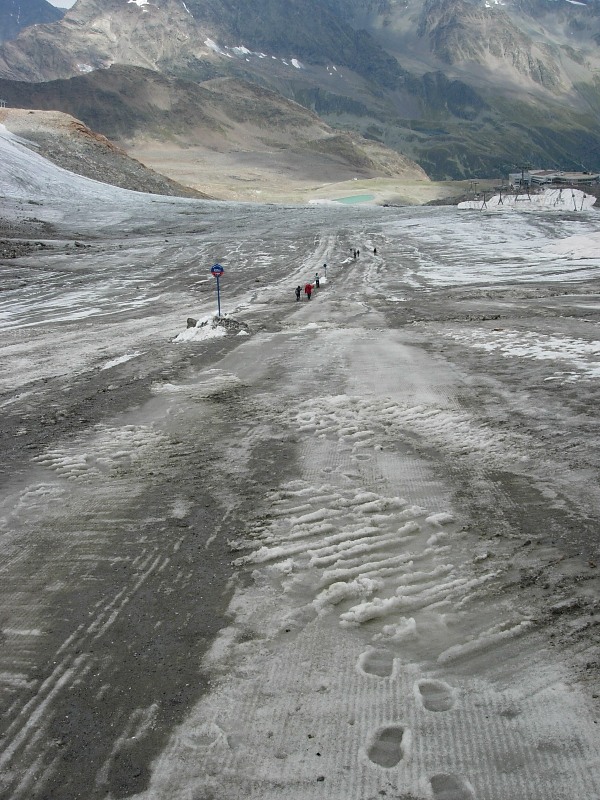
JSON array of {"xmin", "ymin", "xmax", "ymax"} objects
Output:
[{"xmin": 2, "ymin": 0, "xmax": 600, "ymax": 179}]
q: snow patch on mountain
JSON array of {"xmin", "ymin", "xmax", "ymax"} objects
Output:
[{"xmin": 203, "ymin": 37, "xmax": 303, "ymax": 70}]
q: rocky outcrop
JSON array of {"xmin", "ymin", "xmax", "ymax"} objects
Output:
[{"xmin": 0, "ymin": 108, "xmax": 211, "ymax": 198}]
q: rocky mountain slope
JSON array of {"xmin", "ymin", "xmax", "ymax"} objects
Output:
[
  {"xmin": 0, "ymin": 67, "xmax": 429, "ymax": 201},
  {"xmin": 1, "ymin": 0, "xmax": 600, "ymax": 179},
  {"xmin": 0, "ymin": 108, "xmax": 210, "ymax": 198},
  {"xmin": 0, "ymin": 0, "xmax": 63, "ymax": 44}
]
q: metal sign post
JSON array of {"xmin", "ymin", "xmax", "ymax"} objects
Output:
[{"xmin": 210, "ymin": 263, "xmax": 224, "ymax": 317}]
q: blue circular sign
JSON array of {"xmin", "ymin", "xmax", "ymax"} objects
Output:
[{"xmin": 211, "ymin": 264, "xmax": 224, "ymax": 276}]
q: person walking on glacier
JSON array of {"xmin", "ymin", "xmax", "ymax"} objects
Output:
[
  {"xmin": 295, "ymin": 285, "xmax": 301, "ymax": 301},
  {"xmin": 304, "ymin": 282, "xmax": 313, "ymax": 300}
]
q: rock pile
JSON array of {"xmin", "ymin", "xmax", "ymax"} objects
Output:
[
  {"xmin": 187, "ymin": 316, "xmax": 250, "ymax": 334},
  {"xmin": 213, "ymin": 316, "xmax": 250, "ymax": 334}
]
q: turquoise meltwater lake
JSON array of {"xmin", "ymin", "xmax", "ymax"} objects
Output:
[{"xmin": 334, "ymin": 194, "xmax": 375, "ymax": 204}]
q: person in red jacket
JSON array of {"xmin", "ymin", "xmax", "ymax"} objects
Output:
[{"xmin": 304, "ymin": 282, "xmax": 313, "ymax": 300}]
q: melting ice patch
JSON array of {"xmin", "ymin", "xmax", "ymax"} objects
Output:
[
  {"xmin": 380, "ymin": 211, "xmax": 600, "ymax": 287},
  {"xmin": 543, "ymin": 231, "xmax": 600, "ymax": 259},
  {"xmin": 172, "ymin": 316, "xmax": 228, "ymax": 343},
  {"xmin": 445, "ymin": 328, "xmax": 600, "ymax": 380},
  {"xmin": 101, "ymin": 352, "xmax": 141, "ymax": 370},
  {"xmin": 151, "ymin": 369, "xmax": 241, "ymax": 399}
]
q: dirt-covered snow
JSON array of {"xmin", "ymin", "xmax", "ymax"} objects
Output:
[{"xmin": 0, "ymin": 124, "xmax": 599, "ymax": 800}]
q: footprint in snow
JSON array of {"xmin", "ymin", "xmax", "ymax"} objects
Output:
[
  {"xmin": 366, "ymin": 725, "xmax": 409, "ymax": 768},
  {"xmin": 430, "ymin": 773, "xmax": 475, "ymax": 799},
  {"xmin": 357, "ymin": 647, "xmax": 395, "ymax": 678},
  {"xmin": 416, "ymin": 679, "xmax": 455, "ymax": 712}
]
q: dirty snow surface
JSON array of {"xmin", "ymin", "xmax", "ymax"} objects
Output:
[{"xmin": 1, "ymin": 127, "xmax": 599, "ymax": 800}]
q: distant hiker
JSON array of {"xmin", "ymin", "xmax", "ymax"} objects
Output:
[
  {"xmin": 295, "ymin": 285, "xmax": 301, "ymax": 301},
  {"xmin": 323, "ymin": 263, "xmax": 327, "ymax": 277},
  {"xmin": 353, "ymin": 249, "xmax": 357, "ymax": 259},
  {"xmin": 304, "ymin": 282, "xmax": 313, "ymax": 300},
  {"xmin": 357, "ymin": 249, "xmax": 360, "ymax": 258},
  {"xmin": 373, "ymin": 247, "xmax": 377, "ymax": 255},
  {"xmin": 315, "ymin": 272, "xmax": 320, "ymax": 288}
]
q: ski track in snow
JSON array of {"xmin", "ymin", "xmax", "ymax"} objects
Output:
[
  {"xmin": 132, "ymin": 346, "xmax": 599, "ymax": 799},
  {"xmin": 1, "ymin": 130, "xmax": 600, "ymax": 799},
  {"xmin": 131, "ymin": 396, "xmax": 598, "ymax": 800}
]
